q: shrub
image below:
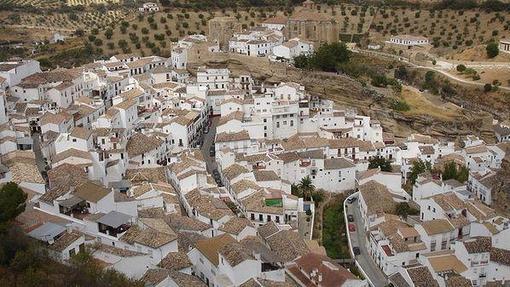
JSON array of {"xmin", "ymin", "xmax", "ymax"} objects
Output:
[
  {"xmin": 391, "ymin": 99, "xmax": 410, "ymax": 111},
  {"xmin": 484, "ymin": 83, "xmax": 492, "ymax": 92},
  {"xmin": 371, "ymin": 75, "xmax": 389, "ymax": 87},
  {"xmin": 456, "ymin": 64, "xmax": 466, "ymax": 72},
  {"xmin": 105, "ymin": 29, "xmax": 113, "ymax": 39},
  {"xmin": 486, "ymin": 42, "xmax": 499, "ymax": 58}
]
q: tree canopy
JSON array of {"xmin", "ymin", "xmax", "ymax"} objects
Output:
[
  {"xmin": 408, "ymin": 160, "xmax": 432, "ymax": 185},
  {"xmin": 293, "ymin": 42, "xmax": 350, "ymax": 72},
  {"xmin": 0, "ymin": 182, "xmax": 27, "ymax": 231},
  {"xmin": 368, "ymin": 157, "xmax": 393, "ymax": 172},
  {"xmin": 441, "ymin": 161, "xmax": 469, "ymax": 183},
  {"xmin": 486, "ymin": 42, "xmax": 499, "ymax": 58}
]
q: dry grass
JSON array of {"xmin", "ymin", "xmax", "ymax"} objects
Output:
[
  {"xmin": 400, "ymin": 86, "xmax": 461, "ymax": 121},
  {"xmin": 451, "ymin": 45, "xmax": 510, "ymax": 62}
]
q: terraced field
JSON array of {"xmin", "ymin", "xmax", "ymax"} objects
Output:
[
  {"xmin": 0, "ymin": 0, "xmax": 61, "ymax": 9},
  {"xmin": 0, "ymin": 10, "xmax": 129, "ymax": 31}
]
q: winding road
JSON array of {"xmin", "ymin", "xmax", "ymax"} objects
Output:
[{"xmin": 351, "ymin": 48, "xmax": 510, "ymax": 92}]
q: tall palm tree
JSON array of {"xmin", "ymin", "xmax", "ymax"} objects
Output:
[{"xmin": 298, "ymin": 176, "xmax": 315, "ymax": 201}]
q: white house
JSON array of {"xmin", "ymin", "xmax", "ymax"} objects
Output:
[
  {"xmin": 500, "ymin": 38, "xmax": 510, "ymax": 54},
  {"xmin": 197, "ymin": 67, "xmax": 230, "ymax": 91},
  {"xmin": 272, "ymin": 38, "xmax": 313, "ymax": 61},
  {"xmin": 28, "ymin": 222, "xmax": 85, "ymax": 262},
  {"xmin": 188, "ymin": 234, "xmax": 262, "ymax": 286},
  {"xmin": 139, "ymin": 2, "xmax": 159, "ymax": 12},
  {"xmin": 388, "ymin": 35, "xmax": 429, "ymax": 46},
  {"xmin": 0, "ymin": 59, "xmax": 41, "ymax": 87}
]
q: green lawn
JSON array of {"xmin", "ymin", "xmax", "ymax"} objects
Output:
[{"xmin": 322, "ymin": 196, "xmax": 350, "ymax": 259}]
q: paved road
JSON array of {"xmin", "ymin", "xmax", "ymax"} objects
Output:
[
  {"xmin": 346, "ymin": 200, "xmax": 388, "ymax": 287},
  {"xmin": 200, "ymin": 116, "xmax": 219, "ymax": 173}
]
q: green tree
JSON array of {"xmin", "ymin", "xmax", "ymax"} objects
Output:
[
  {"xmin": 486, "ymin": 42, "xmax": 499, "ymax": 58},
  {"xmin": 425, "ymin": 71, "xmax": 435, "ymax": 86},
  {"xmin": 484, "ymin": 83, "xmax": 493, "ymax": 92},
  {"xmin": 456, "ymin": 166, "xmax": 469, "ymax": 183},
  {"xmin": 394, "ymin": 65, "xmax": 409, "ymax": 81},
  {"xmin": 441, "ymin": 161, "xmax": 469, "ymax": 183},
  {"xmin": 298, "ymin": 176, "xmax": 315, "ymax": 201},
  {"xmin": 409, "ymin": 160, "xmax": 432, "ymax": 184},
  {"xmin": 313, "ymin": 42, "xmax": 350, "ymax": 72},
  {"xmin": 293, "ymin": 54, "xmax": 310, "ymax": 69},
  {"xmin": 291, "ymin": 183, "xmax": 302, "ymax": 197},
  {"xmin": 368, "ymin": 157, "xmax": 392, "ymax": 172},
  {"xmin": 311, "ymin": 189, "xmax": 325, "ymax": 204},
  {"xmin": 456, "ymin": 64, "xmax": 466, "ymax": 72},
  {"xmin": 0, "ymin": 183, "xmax": 27, "ymax": 230},
  {"xmin": 442, "ymin": 161, "xmax": 458, "ymax": 181},
  {"xmin": 395, "ymin": 202, "xmax": 411, "ymax": 219},
  {"xmin": 105, "ymin": 28, "xmax": 113, "ymax": 40}
]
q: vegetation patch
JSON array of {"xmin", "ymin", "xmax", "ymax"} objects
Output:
[{"xmin": 322, "ymin": 195, "xmax": 349, "ymax": 259}]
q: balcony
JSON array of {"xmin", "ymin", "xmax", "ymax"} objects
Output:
[{"xmin": 58, "ymin": 197, "xmax": 90, "ymax": 220}]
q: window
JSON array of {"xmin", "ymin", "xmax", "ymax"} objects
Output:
[
  {"xmin": 259, "ymin": 214, "xmax": 263, "ymax": 221},
  {"xmin": 441, "ymin": 240, "xmax": 447, "ymax": 250}
]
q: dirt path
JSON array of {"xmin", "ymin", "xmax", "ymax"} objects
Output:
[{"xmin": 352, "ymin": 48, "xmax": 510, "ymax": 91}]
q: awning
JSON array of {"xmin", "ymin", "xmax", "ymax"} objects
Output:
[
  {"xmin": 97, "ymin": 211, "xmax": 132, "ymax": 228},
  {"xmin": 58, "ymin": 196, "xmax": 84, "ymax": 208}
]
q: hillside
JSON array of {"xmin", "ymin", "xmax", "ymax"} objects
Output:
[{"xmin": 2, "ymin": 2, "xmax": 510, "ymax": 59}]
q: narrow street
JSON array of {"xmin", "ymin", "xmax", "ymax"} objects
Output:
[
  {"xmin": 200, "ymin": 116, "xmax": 219, "ymax": 173},
  {"xmin": 31, "ymin": 133, "xmax": 47, "ymax": 173},
  {"xmin": 346, "ymin": 200, "xmax": 388, "ymax": 287}
]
